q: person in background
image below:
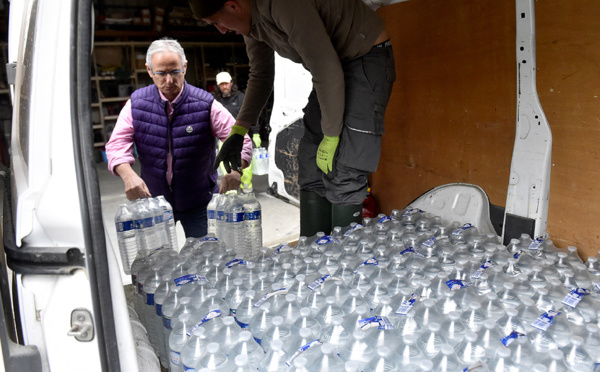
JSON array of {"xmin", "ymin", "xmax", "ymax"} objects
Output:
[
  {"xmin": 188, "ymin": 0, "xmax": 396, "ymax": 237},
  {"xmin": 213, "ymin": 71, "xmax": 261, "ymax": 193},
  {"xmin": 105, "ymin": 37, "xmax": 253, "ymax": 238}
]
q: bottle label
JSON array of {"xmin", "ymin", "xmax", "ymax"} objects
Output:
[
  {"xmin": 199, "ymin": 236, "xmax": 218, "ymax": 242},
  {"xmin": 226, "ymin": 211, "xmax": 244, "ymax": 223},
  {"xmin": 343, "ymin": 223, "xmax": 363, "ymax": 237},
  {"xmin": 153, "ymin": 215, "xmax": 164, "ymax": 225},
  {"xmin": 396, "ymin": 293, "xmax": 419, "ymax": 315},
  {"xmin": 402, "ymin": 208, "xmax": 424, "ymax": 218},
  {"xmin": 353, "ymin": 257, "xmax": 378, "ymax": 274},
  {"xmin": 513, "ymin": 250, "xmax": 522, "ymax": 259},
  {"xmin": 316, "ymin": 235, "xmax": 339, "ymax": 245},
  {"xmin": 145, "ymin": 292, "xmax": 154, "ymax": 306},
  {"xmin": 134, "ymin": 216, "xmax": 154, "ymax": 229},
  {"xmin": 169, "ymin": 350, "xmax": 181, "ymax": 366},
  {"xmin": 378, "ymin": 215, "xmax": 392, "ymax": 223},
  {"xmin": 531, "ymin": 310, "xmax": 561, "ymax": 331},
  {"xmin": 186, "ymin": 310, "xmax": 222, "ymax": 337},
  {"xmin": 163, "ymin": 210, "xmax": 174, "ymax": 221},
  {"xmin": 234, "ymin": 317, "xmax": 249, "ymax": 329},
  {"xmin": 183, "ymin": 364, "xmax": 195, "ymax": 372},
  {"xmin": 155, "ymin": 303, "xmax": 162, "ymax": 317},
  {"xmin": 226, "ymin": 258, "xmax": 247, "ymax": 268},
  {"xmin": 446, "ymin": 279, "xmax": 473, "ymax": 291},
  {"xmin": 421, "ymin": 237, "xmax": 436, "ymax": 248},
  {"xmin": 253, "ymin": 288, "xmax": 288, "ymax": 307},
  {"xmin": 500, "ymin": 330, "xmax": 526, "ymax": 346},
  {"xmin": 528, "ymin": 237, "xmax": 544, "ymax": 250},
  {"xmin": 452, "ymin": 223, "xmax": 473, "ymax": 237},
  {"xmin": 285, "ymin": 340, "xmax": 322, "ymax": 366},
  {"xmin": 358, "ymin": 316, "xmax": 394, "ymax": 330},
  {"xmin": 244, "ymin": 210, "xmax": 261, "ymax": 221},
  {"xmin": 269, "ymin": 244, "xmax": 293, "ymax": 260},
  {"xmin": 399, "ymin": 246, "xmax": 425, "ymax": 257},
  {"xmin": 308, "ymin": 274, "xmax": 331, "ymax": 291},
  {"xmin": 116, "ymin": 220, "xmax": 134, "ymax": 232},
  {"xmin": 163, "ymin": 315, "xmax": 172, "ymax": 330},
  {"xmin": 471, "ymin": 260, "xmax": 495, "ymax": 279},
  {"xmin": 207, "ymin": 210, "xmax": 216, "ymax": 219},
  {"xmin": 217, "ymin": 210, "xmax": 225, "ymax": 221},
  {"xmin": 561, "ymin": 288, "xmax": 590, "ymax": 308},
  {"xmin": 174, "ymin": 274, "xmax": 200, "ymax": 286}
]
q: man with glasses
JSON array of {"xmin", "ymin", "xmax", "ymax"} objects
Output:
[{"xmin": 106, "ymin": 37, "xmax": 253, "ymax": 238}]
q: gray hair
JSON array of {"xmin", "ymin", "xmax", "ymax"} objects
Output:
[{"xmin": 146, "ymin": 37, "xmax": 187, "ymax": 69}]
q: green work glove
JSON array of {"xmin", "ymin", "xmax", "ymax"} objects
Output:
[
  {"xmin": 214, "ymin": 125, "xmax": 248, "ymax": 173},
  {"xmin": 252, "ymin": 133, "xmax": 262, "ymax": 148},
  {"xmin": 316, "ymin": 135, "xmax": 339, "ymax": 175}
]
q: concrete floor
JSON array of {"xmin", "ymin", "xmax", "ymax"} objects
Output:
[{"xmin": 97, "ymin": 160, "xmax": 300, "ymax": 284}]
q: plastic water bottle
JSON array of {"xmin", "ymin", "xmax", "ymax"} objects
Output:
[
  {"xmin": 562, "ymin": 335, "xmax": 594, "ymax": 371},
  {"xmin": 430, "ymin": 344, "xmax": 464, "ymax": 372},
  {"xmin": 234, "ymin": 290, "xmax": 257, "ymax": 329},
  {"xmin": 243, "ymin": 192, "xmax": 263, "ymax": 260},
  {"xmin": 215, "ymin": 193, "xmax": 228, "ymax": 241},
  {"xmin": 261, "ymin": 316, "xmax": 293, "ymax": 353},
  {"xmin": 162, "ymin": 285, "xmax": 181, "ymax": 356},
  {"xmin": 133, "ymin": 198, "xmax": 159, "ymax": 255},
  {"xmin": 224, "ymin": 191, "xmax": 245, "ymax": 255},
  {"xmin": 455, "ymin": 331, "xmax": 486, "ymax": 365},
  {"xmin": 114, "ymin": 203, "xmax": 137, "ymax": 274},
  {"xmin": 142, "ymin": 265, "xmax": 162, "ymax": 352},
  {"xmin": 229, "ymin": 331, "xmax": 265, "ymax": 369},
  {"xmin": 319, "ymin": 315, "xmax": 351, "ymax": 351},
  {"xmin": 157, "ymin": 195, "xmax": 178, "ymax": 250},
  {"xmin": 196, "ymin": 342, "xmax": 234, "ymax": 371},
  {"xmin": 338, "ymin": 329, "xmax": 375, "ymax": 370},
  {"xmin": 212, "ymin": 316, "xmax": 242, "ymax": 356},
  {"xmin": 416, "ymin": 322, "xmax": 447, "ymax": 358},
  {"xmin": 154, "ymin": 274, "xmax": 173, "ymax": 367},
  {"xmin": 361, "ymin": 346, "xmax": 398, "ymax": 372},
  {"xmin": 147, "ymin": 197, "xmax": 168, "ymax": 248},
  {"xmin": 180, "ymin": 327, "xmax": 208, "ymax": 372},
  {"xmin": 315, "ymin": 296, "xmax": 344, "ymax": 326},
  {"xmin": 259, "ymin": 339, "xmax": 287, "ymax": 372},
  {"xmin": 206, "ymin": 193, "xmax": 219, "ymax": 238},
  {"xmin": 306, "ymin": 342, "xmax": 345, "ymax": 372},
  {"xmin": 169, "ymin": 313, "xmax": 192, "ymax": 372},
  {"xmin": 438, "ymin": 311, "xmax": 466, "ymax": 347},
  {"xmin": 292, "ymin": 307, "xmax": 322, "ymax": 337}
]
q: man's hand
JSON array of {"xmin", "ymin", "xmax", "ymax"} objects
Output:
[
  {"xmin": 220, "ymin": 170, "xmax": 242, "ymax": 193},
  {"xmin": 214, "ymin": 124, "xmax": 248, "ymax": 173},
  {"xmin": 114, "ymin": 163, "xmax": 151, "ymax": 200},
  {"xmin": 316, "ymin": 135, "xmax": 339, "ymax": 175}
]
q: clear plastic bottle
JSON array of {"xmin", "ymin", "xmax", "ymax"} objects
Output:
[
  {"xmin": 275, "ymin": 293, "xmax": 301, "ymax": 323},
  {"xmin": 306, "ymin": 342, "xmax": 346, "ymax": 372},
  {"xmin": 394, "ymin": 334, "xmax": 424, "ymax": 370},
  {"xmin": 259, "ymin": 339, "xmax": 287, "ymax": 372},
  {"xmin": 243, "ymin": 192, "xmax": 263, "ymax": 260},
  {"xmin": 114, "ymin": 203, "xmax": 138, "ymax": 274},
  {"xmin": 292, "ymin": 307, "xmax": 322, "ymax": 338},
  {"xmin": 496, "ymin": 282, "xmax": 521, "ymax": 310},
  {"xmin": 364, "ymin": 278, "xmax": 390, "ymax": 310},
  {"xmin": 430, "ymin": 344, "xmax": 464, "ymax": 372},
  {"xmin": 486, "ymin": 346, "xmax": 518, "ymax": 372},
  {"xmin": 142, "ymin": 265, "xmax": 162, "ymax": 352},
  {"xmin": 497, "ymin": 307, "xmax": 527, "ymax": 335},
  {"xmin": 215, "ymin": 192, "xmax": 228, "ymax": 242},
  {"xmin": 196, "ymin": 342, "xmax": 234, "ymax": 371},
  {"xmin": 133, "ymin": 198, "xmax": 159, "ymax": 254},
  {"xmin": 338, "ymin": 329, "xmax": 375, "ymax": 370},
  {"xmin": 147, "ymin": 196, "xmax": 168, "ymax": 248},
  {"xmin": 180, "ymin": 327, "xmax": 208, "ymax": 372},
  {"xmin": 249, "ymin": 302, "xmax": 273, "ymax": 345},
  {"xmin": 562, "ymin": 335, "xmax": 594, "ymax": 371},
  {"xmin": 284, "ymin": 327, "xmax": 320, "ymax": 361},
  {"xmin": 229, "ymin": 330, "xmax": 265, "ymax": 369},
  {"xmin": 340, "ymin": 288, "xmax": 368, "ymax": 315},
  {"xmin": 416, "ymin": 322, "xmax": 447, "ymax": 358},
  {"xmin": 261, "ymin": 315, "xmax": 293, "ymax": 353},
  {"xmin": 168, "ymin": 313, "xmax": 193, "ymax": 372},
  {"xmin": 206, "ymin": 193, "xmax": 219, "ymax": 237},
  {"xmin": 438, "ymin": 311, "xmax": 466, "ymax": 347},
  {"xmin": 320, "ymin": 315, "xmax": 351, "ymax": 351},
  {"xmin": 233, "ymin": 354, "xmax": 255, "ymax": 372},
  {"xmin": 154, "ymin": 274, "xmax": 172, "ymax": 367},
  {"xmin": 224, "ymin": 191, "xmax": 245, "ymax": 255},
  {"xmin": 162, "ymin": 285, "xmax": 181, "ymax": 358},
  {"xmin": 413, "ymin": 298, "xmax": 443, "ymax": 329},
  {"xmin": 234, "ymin": 290, "xmax": 257, "ymax": 329},
  {"xmin": 315, "ymin": 296, "xmax": 344, "ymax": 326},
  {"xmin": 480, "ymin": 292, "xmax": 505, "ymax": 321},
  {"xmin": 301, "ymin": 287, "xmax": 328, "ymax": 316},
  {"xmin": 506, "ymin": 334, "xmax": 535, "ymax": 367},
  {"xmin": 540, "ymin": 349, "xmax": 569, "ymax": 372},
  {"xmin": 362, "ymin": 346, "xmax": 398, "ymax": 372},
  {"xmin": 323, "ymin": 279, "xmax": 350, "ymax": 304},
  {"xmin": 156, "ymin": 195, "xmax": 178, "ymax": 250},
  {"xmin": 212, "ymin": 316, "xmax": 242, "ymax": 356},
  {"xmin": 476, "ymin": 319, "xmax": 504, "ymax": 359},
  {"xmin": 455, "ymin": 331, "xmax": 486, "ymax": 365}
]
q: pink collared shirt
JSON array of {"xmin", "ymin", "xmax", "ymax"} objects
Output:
[{"xmin": 106, "ymin": 85, "xmax": 253, "ymax": 184}]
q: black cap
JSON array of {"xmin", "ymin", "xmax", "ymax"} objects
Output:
[{"xmin": 188, "ymin": 0, "xmax": 228, "ymax": 19}]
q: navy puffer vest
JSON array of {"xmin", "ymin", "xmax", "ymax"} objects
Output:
[{"xmin": 131, "ymin": 82, "xmax": 217, "ymax": 212}]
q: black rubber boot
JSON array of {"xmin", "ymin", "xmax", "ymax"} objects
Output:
[
  {"xmin": 300, "ymin": 190, "xmax": 332, "ymax": 237},
  {"xmin": 332, "ymin": 204, "xmax": 363, "ymax": 230}
]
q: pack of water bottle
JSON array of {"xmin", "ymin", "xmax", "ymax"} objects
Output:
[
  {"xmin": 129, "ymin": 207, "xmax": 600, "ymax": 372},
  {"xmin": 207, "ymin": 190, "xmax": 263, "ymax": 261},
  {"xmin": 114, "ymin": 196, "xmax": 178, "ymax": 275}
]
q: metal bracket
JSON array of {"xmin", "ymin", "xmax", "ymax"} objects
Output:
[
  {"xmin": 5, "ymin": 62, "xmax": 16, "ymax": 86},
  {"xmin": 67, "ymin": 308, "xmax": 94, "ymax": 342}
]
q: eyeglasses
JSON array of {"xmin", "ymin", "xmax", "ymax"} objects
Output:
[{"xmin": 151, "ymin": 69, "xmax": 184, "ymax": 79}]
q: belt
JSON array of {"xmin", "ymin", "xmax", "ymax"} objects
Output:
[{"xmin": 374, "ymin": 40, "xmax": 392, "ymax": 48}]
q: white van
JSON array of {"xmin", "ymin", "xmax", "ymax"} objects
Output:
[{"xmin": 1, "ymin": 0, "xmax": 150, "ymax": 370}]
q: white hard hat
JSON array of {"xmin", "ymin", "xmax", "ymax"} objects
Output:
[{"xmin": 216, "ymin": 71, "xmax": 232, "ymax": 85}]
